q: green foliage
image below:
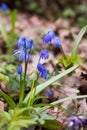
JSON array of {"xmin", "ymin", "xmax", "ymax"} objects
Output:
[
  {"xmin": 63, "ymin": 8, "xmax": 75, "ymax": 18},
  {"xmin": 0, "ymin": 90, "xmax": 16, "ymax": 109},
  {"xmin": 42, "ymin": 120, "xmax": 61, "ymax": 130},
  {"xmin": 39, "ymin": 95, "xmax": 87, "ymax": 112},
  {"xmin": 8, "ymin": 74, "xmax": 32, "ymax": 91},
  {"xmin": 58, "ymin": 55, "xmax": 82, "ymax": 69},
  {"xmin": 0, "ymin": 106, "xmax": 60, "ymax": 130},
  {"xmin": 0, "ymin": 107, "xmax": 36, "ymax": 130},
  {"xmin": 58, "ymin": 25, "xmax": 87, "ymax": 69},
  {"xmin": 62, "ymin": 4, "xmax": 87, "ymax": 27},
  {"xmin": 0, "ymin": 9, "xmax": 17, "ymax": 54},
  {"xmin": 0, "ymin": 73, "xmax": 9, "ymax": 83},
  {"xmin": 29, "ymin": 2, "xmax": 44, "ymax": 14},
  {"xmin": 24, "ymin": 65, "xmax": 79, "ymax": 103},
  {"xmin": 0, "ymin": 62, "xmax": 16, "ymax": 85},
  {"xmin": 0, "ymin": 62, "xmax": 16, "ymax": 74},
  {"xmin": 72, "ymin": 25, "xmax": 87, "ymax": 56}
]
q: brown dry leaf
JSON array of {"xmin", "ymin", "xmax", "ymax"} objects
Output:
[
  {"xmin": 70, "ymin": 27, "xmax": 79, "ymax": 39},
  {"xmin": 79, "ymin": 99, "xmax": 87, "ymax": 114},
  {"xmin": 58, "ymin": 86, "xmax": 79, "ymax": 99},
  {"xmin": 62, "ymin": 75, "xmax": 81, "ymax": 88},
  {"xmin": 0, "ymin": 101, "xmax": 4, "ymax": 110},
  {"xmin": 55, "ymin": 18, "xmax": 70, "ymax": 30},
  {"xmin": 61, "ymin": 100, "xmax": 74, "ymax": 109},
  {"xmin": 59, "ymin": 29, "xmax": 70, "ymax": 39}
]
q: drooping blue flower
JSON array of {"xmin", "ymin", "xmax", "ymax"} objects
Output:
[
  {"xmin": 42, "ymin": 29, "xmax": 55, "ymax": 43},
  {"xmin": 25, "ymin": 39, "xmax": 34, "ymax": 50},
  {"xmin": 67, "ymin": 116, "xmax": 86, "ymax": 130},
  {"xmin": 14, "ymin": 50, "xmax": 32, "ymax": 62},
  {"xmin": 14, "ymin": 37, "xmax": 34, "ymax": 62},
  {"xmin": 39, "ymin": 49, "xmax": 49, "ymax": 59},
  {"xmin": 52, "ymin": 37, "xmax": 61, "ymax": 46},
  {"xmin": 17, "ymin": 37, "xmax": 34, "ymax": 50},
  {"xmin": 17, "ymin": 37, "xmax": 26, "ymax": 48},
  {"xmin": 37, "ymin": 63, "xmax": 47, "ymax": 79},
  {"xmin": 1, "ymin": 3, "xmax": 8, "ymax": 11},
  {"xmin": 46, "ymin": 89, "xmax": 53, "ymax": 97},
  {"xmin": 78, "ymin": 116, "xmax": 86, "ymax": 124},
  {"xmin": 17, "ymin": 65, "xmax": 22, "ymax": 75}
]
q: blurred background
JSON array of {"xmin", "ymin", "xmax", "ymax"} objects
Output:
[{"xmin": 0, "ymin": 0, "xmax": 87, "ymax": 27}]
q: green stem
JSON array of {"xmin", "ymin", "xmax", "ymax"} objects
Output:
[
  {"xmin": 19, "ymin": 75, "xmax": 22, "ymax": 103},
  {"xmin": 19, "ymin": 62, "xmax": 27, "ymax": 103},
  {"xmin": 28, "ymin": 75, "xmax": 39, "ymax": 106},
  {"xmin": 27, "ymin": 56, "xmax": 41, "ymax": 106}
]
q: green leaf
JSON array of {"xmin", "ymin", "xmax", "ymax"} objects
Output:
[
  {"xmin": 0, "ymin": 90, "xmax": 16, "ymax": 109},
  {"xmin": 11, "ymin": 10, "xmax": 17, "ymax": 42},
  {"xmin": 40, "ymin": 95, "xmax": 87, "ymax": 112},
  {"xmin": 0, "ymin": 73, "xmax": 9, "ymax": 83},
  {"xmin": 63, "ymin": 8, "xmax": 75, "ymax": 17},
  {"xmin": 59, "ymin": 55, "xmax": 83, "ymax": 69},
  {"xmin": 24, "ymin": 65, "xmax": 79, "ymax": 103},
  {"xmin": 72, "ymin": 25, "xmax": 87, "ymax": 56},
  {"xmin": 42, "ymin": 120, "xmax": 61, "ymax": 130},
  {"xmin": 0, "ymin": 16, "xmax": 9, "ymax": 45}
]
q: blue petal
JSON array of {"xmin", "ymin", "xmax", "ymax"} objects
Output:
[
  {"xmin": 18, "ymin": 50, "xmax": 25, "ymax": 61},
  {"xmin": 52, "ymin": 37, "xmax": 61, "ymax": 46},
  {"xmin": 25, "ymin": 39, "xmax": 34, "ymax": 49},
  {"xmin": 37, "ymin": 63, "xmax": 47, "ymax": 79},
  {"xmin": 39, "ymin": 49, "xmax": 49, "ymax": 59},
  {"xmin": 17, "ymin": 65, "xmax": 22, "ymax": 75},
  {"xmin": 48, "ymin": 29, "xmax": 55, "ymax": 38},
  {"xmin": 17, "ymin": 37, "xmax": 26, "ymax": 48},
  {"xmin": 42, "ymin": 29, "xmax": 55, "ymax": 43},
  {"xmin": 1, "ymin": 3, "xmax": 8, "ymax": 11},
  {"xmin": 14, "ymin": 50, "xmax": 21, "ymax": 55},
  {"xmin": 46, "ymin": 89, "xmax": 53, "ymax": 96}
]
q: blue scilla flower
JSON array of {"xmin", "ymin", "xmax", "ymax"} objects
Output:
[
  {"xmin": 14, "ymin": 37, "xmax": 34, "ymax": 62},
  {"xmin": 67, "ymin": 116, "xmax": 86, "ymax": 130},
  {"xmin": 78, "ymin": 116, "xmax": 86, "ymax": 124},
  {"xmin": 17, "ymin": 65, "xmax": 22, "ymax": 75},
  {"xmin": 46, "ymin": 89, "xmax": 53, "ymax": 97},
  {"xmin": 37, "ymin": 63, "xmax": 47, "ymax": 79},
  {"xmin": 14, "ymin": 50, "xmax": 32, "ymax": 62},
  {"xmin": 39, "ymin": 49, "xmax": 49, "ymax": 59},
  {"xmin": 17, "ymin": 37, "xmax": 34, "ymax": 50},
  {"xmin": 25, "ymin": 39, "xmax": 34, "ymax": 50},
  {"xmin": 52, "ymin": 37, "xmax": 61, "ymax": 46},
  {"xmin": 42, "ymin": 29, "xmax": 55, "ymax": 43},
  {"xmin": 1, "ymin": 3, "xmax": 8, "ymax": 11},
  {"xmin": 17, "ymin": 37, "xmax": 26, "ymax": 48}
]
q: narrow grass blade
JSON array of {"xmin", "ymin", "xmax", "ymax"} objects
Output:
[
  {"xmin": 24, "ymin": 65, "xmax": 79, "ymax": 103},
  {"xmin": 40, "ymin": 95, "xmax": 87, "ymax": 112},
  {"xmin": 0, "ymin": 16, "xmax": 9, "ymax": 45},
  {"xmin": 72, "ymin": 25, "xmax": 87, "ymax": 56},
  {"xmin": 0, "ymin": 90, "xmax": 16, "ymax": 109},
  {"xmin": 11, "ymin": 10, "xmax": 17, "ymax": 41}
]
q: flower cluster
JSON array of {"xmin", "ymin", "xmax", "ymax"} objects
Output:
[
  {"xmin": 42, "ymin": 29, "xmax": 61, "ymax": 47},
  {"xmin": 14, "ymin": 37, "xmax": 34, "ymax": 62},
  {"xmin": 67, "ymin": 116, "xmax": 86, "ymax": 130},
  {"xmin": 37, "ymin": 49, "xmax": 49, "ymax": 79},
  {"xmin": 14, "ymin": 36, "xmax": 34, "ymax": 75},
  {"xmin": 15, "ymin": 29, "xmax": 61, "ymax": 79},
  {"xmin": 1, "ymin": 3, "xmax": 8, "ymax": 11}
]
